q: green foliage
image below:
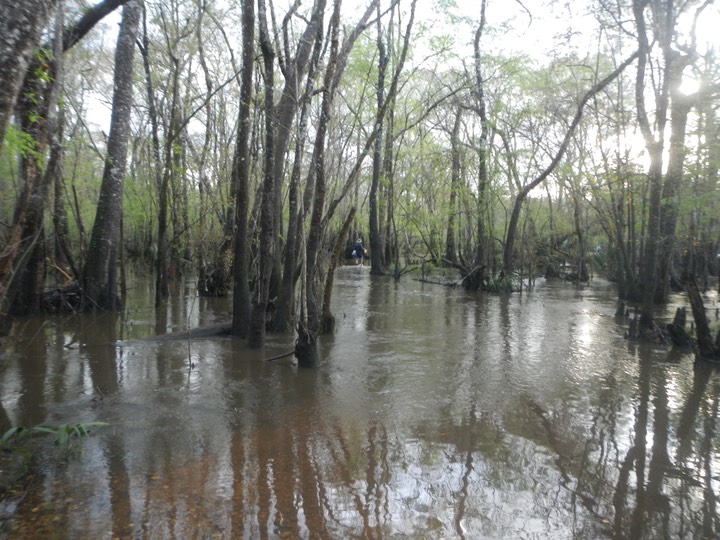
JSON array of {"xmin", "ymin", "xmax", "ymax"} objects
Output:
[
  {"xmin": 2, "ymin": 124, "xmax": 42, "ymax": 162},
  {"xmin": 485, "ymin": 272, "xmax": 517, "ymax": 293},
  {"xmin": 0, "ymin": 422, "xmax": 108, "ymax": 447}
]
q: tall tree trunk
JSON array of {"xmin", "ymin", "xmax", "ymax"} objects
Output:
[
  {"xmin": 297, "ymin": 0, "xmax": 342, "ymax": 367},
  {"xmin": 83, "ymin": 0, "xmax": 141, "ymax": 311},
  {"xmin": 231, "ymin": 0, "xmax": 255, "ymax": 338},
  {"xmin": 154, "ymin": 57, "xmax": 183, "ymax": 306},
  {"xmin": 5, "ymin": 27, "xmax": 63, "ymax": 316},
  {"xmin": 247, "ymin": 0, "xmax": 276, "ymax": 348},
  {"xmin": 571, "ymin": 188, "xmax": 587, "ymax": 283},
  {"xmin": 321, "ymin": 208, "xmax": 356, "ymax": 334},
  {"xmin": 292, "ymin": 0, "xmax": 383, "ymax": 364},
  {"xmin": 469, "ymin": 1, "xmax": 489, "ymax": 284},
  {"xmin": 0, "ymin": 2, "xmax": 58, "ymax": 315},
  {"xmin": 656, "ymin": 91, "xmax": 693, "ymax": 301},
  {"xmin": 445, "ymin": 108, "xmax": 462, "ymax": 264},
  {"xmin": 0, "ymin": 0, "xmax": 58, "ymax": 148},
  {"xmin": 270, "ymin": 0, "xmax": 327, "ymax": 332},
  {"xmin": 368, "ymin": 0, "xmax": 416, "ymax": 276},
  {"xmin": 633, "ymin": 0, "xmax": 669, "ymax": 329},
  {"xmin": 369, "ymin": 1, "xmax": 388, "ymax": 276},
  {"xmin": 138, "ymin": 5, "xmax": 172, "ymax": 306},
  {"xmin": 269, "ymin": 0, "xmax": 328, "ymax": 300},
  {"xmin": 0, "ymin": 0, "xmax": 127, "ymax": 318},
  {"xmin": 52, "ymin": 112, "xmax": 77, "ymax": 281},
  {"xmin": 381, "ymin": 106, "xmax": 395, "ymax": 266}
]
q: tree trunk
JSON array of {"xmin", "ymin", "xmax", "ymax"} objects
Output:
[
  {"xmin": 369, "ymin": 2, "xmax": 388, "ymax": 276},
  {"xmin": 687, "ymin": 280, "xmax": 719, "ymax": 360},
  {"xmin": 82, "ymin": 0, "xmax": 141, "ymax": 311},
  {"xmin": 5, "ymin": 40, "xmax": 62, "ymax": 315},
  {"xmin": 247, "ymin": 0, "xmax": 276, "ymax": 349},
  {"xmin": 153, "ymin": 54, "xmax": 184, "ymax": 307},
  {"xmin": 472, "ymin": 4, "xmax": 490, "ymax": 273},
  {"xmin": 633, "ymin": 0, "xmax": 668, "ymax": 329},
  {"xmin": 571, "ymin": 188, "xmax": 588, "ymax": 284},
  {"xmin": 231, "ymin": 0, "xmax": 255, "ymax": 338},
  {"xmin": 321, "ymin": 208, "xmax": 356, "ymax": 334},
  {"xmin": 52, "ymin": 112, "xmax": 78, "ymax": 281},
  {"xmin": 269, "ymin": 0, "xmax": 327, "ymax": 301},
  {"xmin": 445, "ymin": 108, "xmax": 462, "ymax": 264},
  {"xmin": 0, "ymin": 3, "xmax": 58, "ymax": 316},
  {"xmin": 368, "ymin": 1, "xmax": 416, "ymax": 276},
  {"xmin": 297, "ymin": 0, "xmax": 342, "ymax": 367},
  {"xmin": 656, "ymin": 93, "xmax": 693, "ymax": 302},
  {"xmin": 270, "ymin": 0, "xmax": 327, "ymax": 332},
  {"xmin": 381, "ymin": 106, "xmax": 395, "ymax": 267},
  {"xmin": 0, "ymin": 0, "xmax": 57, "ymax": 148}
]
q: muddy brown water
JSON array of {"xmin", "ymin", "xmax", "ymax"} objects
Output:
[{"xmin": 1, "ymin": 268, "xmax": 719, "ymax": 539}]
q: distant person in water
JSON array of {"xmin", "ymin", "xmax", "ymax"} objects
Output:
[{"xmin": 352, "ymin": 239, "xmax": 367, "ymax": 266}]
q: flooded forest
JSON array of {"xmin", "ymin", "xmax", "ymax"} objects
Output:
[{"xmin": 1, "ymin": 0, "xmax": 720, "ymax": 538}]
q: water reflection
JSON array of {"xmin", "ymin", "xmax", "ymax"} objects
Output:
[{"xmin": 0, "ymin": 269, "xmax": 718, "ymax": 538}]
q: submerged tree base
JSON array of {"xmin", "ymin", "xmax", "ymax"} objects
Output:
[
  {"xmin": 686, "ymin": 280, "xmax": 720, "ymax": 361},
  {"xmin": 620, "ymin": 281, "xmax": 720, "ymax": 363},
  {"xmin": 295, "ymin": 325, "xmax": 319, "ymax": 368},
  {"xmin": 41, "ymin": 282, "xmax": 123, "ymax": 314}
]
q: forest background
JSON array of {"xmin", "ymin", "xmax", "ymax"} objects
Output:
[{"xmin": 0, "ymin": 0, "xmax": 718, "ymax": 365}]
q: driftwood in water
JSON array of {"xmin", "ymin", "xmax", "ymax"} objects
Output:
[{"xmin": 686, "ymin": 280, "xmax": 720, "ymax": 360}]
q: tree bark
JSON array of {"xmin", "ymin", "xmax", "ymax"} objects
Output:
[
  {"xmin": 269, "ymin": 0, "xmax": 328, "ymax": 301},
  {"xmin": 298, "ymin": 0, "xmax": 342, "ymax": 367},
  {"xmin": 687, "ymin": 280, "xmax": 719, "ymax": 360},
  {"xmin": 5, "ymin": 46, "xmax": 60, "ymax": 315},
  {"xmin": 271, "ymin": 0, "xmax": 327, "ymax": 332},
  {"xmin": 62, "ymin": 0, "xmax": 130, "ymax": 52},
  {"xmin": 445, "ymin": 108, "xmax": 462, "ymax": 264},
  {"xmin": 369, "ymin": 1, "xmax": 388, "ymax": 276},
  {"xmin": 82, "ymin": 0, "xmax": 141, "ymax": 311},
  {"xmin": 656, "ymin": 91, "xmax": 693, "ymax": 302},
  {"xmin": 0, "ymin": 0, "xmax": 58, "ymax": 148},
  {"xmin": 231, "ymin": 0, "xmax": 255, "ymax": 338},
  {"xmin": 247, "ymin": 0, "xmax": 276, "ymax": 348},
  {"xmin": 472, "ymin": 1, "xmax": 489, "ymax": 271},
  {"xmin": 321, "ymin": 208, "xmax": 356, "ymax": 334},
  {"xmin": 0, "ymin": 0, "xmax": 58, "ymax": 316},
  {"xmin": 633, "ymin": 0, "xmax": 692, "ymax": 328},
  {"xmin": 0, "ymin": 0, "xmax": 127, "ymax": 318},
  {"xmin": 368, "ymin": 0, "xmax": 416, "ymax": 276}
]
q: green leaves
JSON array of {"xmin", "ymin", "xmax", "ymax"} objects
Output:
[
  {"xmin": 0, "ymin": 426, "xmax": 26, "ymax": 446},
  {"xmin": 2, "ymin": 125, "xmax": 42, "ymax": 162},
  {"xmin": 0, "ymin": 422, "xmax": 109, "ymax": 447}
]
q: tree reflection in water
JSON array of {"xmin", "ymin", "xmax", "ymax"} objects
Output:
[{"xmin": 0, "ymin": 273, "xmax": 718, "ymax": 538}]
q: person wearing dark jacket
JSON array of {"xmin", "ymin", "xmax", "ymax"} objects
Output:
[{"xmin": 352, "ymin": 239, "xmax": 366, "ymax": 266}]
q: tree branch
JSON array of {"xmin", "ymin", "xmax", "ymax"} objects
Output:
[{"xmin": 63, "ymin": 0, "xmax": 130, "ymax": 52}]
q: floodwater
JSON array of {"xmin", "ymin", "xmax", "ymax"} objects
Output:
[{"xmin": 1, "ymin": 267, "xmax": 719, "ymax": 539}]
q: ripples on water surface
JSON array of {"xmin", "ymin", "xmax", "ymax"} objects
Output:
[{"xmin": 1, "ymin": 268, "xmax": 719, "ymax": 539}]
